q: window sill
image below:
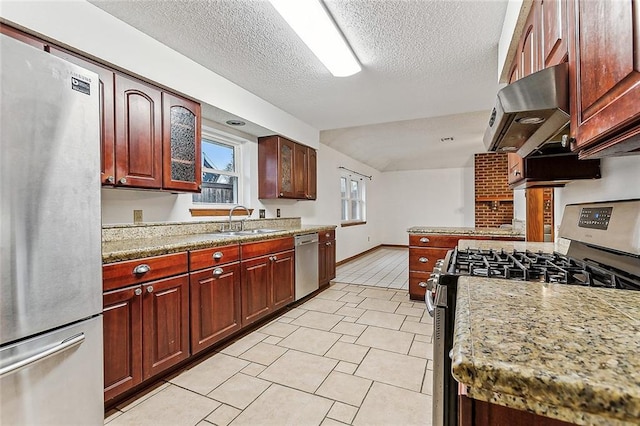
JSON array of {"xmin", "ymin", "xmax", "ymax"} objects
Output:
[
  {"xmin": 341, "ymin": 221, "xmax": 367, "ymax": 228},
  {"xmin": 190, "ymin": 208, "xmax": 254, "ymax": 217}
]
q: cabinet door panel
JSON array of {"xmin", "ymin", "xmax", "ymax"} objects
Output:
[
  {"xmin": 162, "ymin": 92, "xmax": 201, "ymax": 192},
  {"xmin": 293, "ymin": 144, "xmax": 308, "ymax": 198},
  {"xmin": 103, "ymin": 286, "xmax": 142, "ymax": 402},
  {"xmin": 241, "ymin": 256, "xmax": 271, "ymax": 327},
  {"xmin": 307, "ymin": 148, "xmax": 317, "ymax": 200},
  {"xmin": 115, "ymin": 74, "xmax": 162, "ymax": 188},
  {"xmin": 278, "ymin": 138, "xmax": 296, "ymax": 198},
  {"xmin": 327, "ymin": 240, "xmax": 336, "ymax": 281},
  {"xmin": 272, "ymin": 250, "xmax": 295, "ymax": 311},
  {"xmin": 571, "ymin": 0, "xmax": 640, "ymax": 150},
  {"xmin": 48, "ymin": 46, "xmax": 116, "ymax": 186},
  {"xmin": 520, "ymin": 3, "xmax": 540, "ymax": 78},
  {"xmin": 190, "ymin": 263, "xmax": 241, "ymax": 354},
  {"xmin": 142, "ymin": 275, "xmax": 189, "ymax": 379},
  {"xmin": 540, "ymin": 0, "xmax": 568, "ymax": 68},
  {"xmin": 318, "ymin": 243, "xmax": 328, "ymax": 286}
]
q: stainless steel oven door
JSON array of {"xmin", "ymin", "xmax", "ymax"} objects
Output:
[{"xmin": 432, "ymin": 282, "xmax": 448, "ymax": 426}]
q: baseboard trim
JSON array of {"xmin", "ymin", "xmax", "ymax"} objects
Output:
[{"xmin": 336, "ymin": 244, "xmax": 408, "ymax": 267}]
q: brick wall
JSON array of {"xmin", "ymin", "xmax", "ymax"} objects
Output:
[{"xmin": 474, "ymin": 153, "xmax": 513, "ymax": 228}]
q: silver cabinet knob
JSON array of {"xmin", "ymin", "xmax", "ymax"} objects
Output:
[
  {"xmin": 419, "ymin": 237, "xmax": 430, "ymax": 243},
  {"xmin": 133, "ymin": 264, "xmax": 150, "ymax": 274},
  {"xmin": 279, "ymin": 192, "xmax": 283, "ymax": 196},
  {"xmin": 418, "ymin": 281, "xmax": 428, "ymax": 288},
  {"xmin": 418, "ymin": 257, "xmax": 429, "ymax": 263},
  {"xmin": 326, "ymin": 242, "xmax": 331, "ymax": 246},
  {"xmin": 119, "ymin": 177, "xmax": 127, "ymax": 184},
  {"xmin": 134, "ymin": 288, "xmax": 142, "ymax": 296},
  {"xmin": 325, "ymin": 233, "xmax": 330, "ymax": 238},
  {"xmin": 213, "ymin": 267, "xmax": 223, "ymax": 276},
  {"xmin": 514, "ymin": 170, "xmax": 521, "ymax": 176},
  {"xmin": 146, "ymin": 286, "xmax": 154, "ymax": 293},
  {"xmin": 212, "ymin": 251, "xmax": 223, "ymax": 260},
  {"xmin": 106, "ymin": 175, "xmax": 115, "ymax": 184}
]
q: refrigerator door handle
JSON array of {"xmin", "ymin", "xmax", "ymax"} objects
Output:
[{"xmin": 0, "ymin": 333, "xmax": 84, "ymax": 378}]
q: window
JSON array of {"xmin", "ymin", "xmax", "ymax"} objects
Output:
[
  {"xmin": 340, "ymin": 175, "xmax": 366, "ymax": 224},
  {"xmin": 192, "ymin": 132, "xmax": 241, "ymax": 204}
]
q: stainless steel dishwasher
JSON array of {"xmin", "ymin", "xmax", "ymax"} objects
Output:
[{"xmin": 294, "ymin": 233, "xmax": 319, "ymax": 300}]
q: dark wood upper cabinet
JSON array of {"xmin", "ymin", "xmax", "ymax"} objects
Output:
[
  {"xmin": 519, "ymin": 2, "xmax": 541, "ymax": 79},
  {"xmin": 162, "ymin": 92, "xmax": 201, "ymax": 192},
  {"xmin": 540, "ymin": 0, "xmax": 568, "ymax": 68},
  {"xmin": 258, "ymin": 135, "xmax": 317, "ymax": 200},
  {"xmin": 0, "ymin": 23, "xmax": 46, "ymax": 50},
  {"xmin": 115, "ymin": 74, "xmax": 163, "ymax": 189},
  {"xmin": 48, "ymin": 46, "xmax": 117, "ymax": 185},
  {"xmin": 569, "ymin": 0, "xmax": 640, "ymax": 158},
  {"xmin": 506, "ymin": 152, "xmax": 600, "ymax": 188}
]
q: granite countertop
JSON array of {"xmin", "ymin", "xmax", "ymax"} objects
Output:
[
  {"xmin": 407, "ymin": 226, "xmax": 524, "ymax": 238},
  {"xmin": 451, "ymin": 276, "xmax": 640, "ymax": 425},
  {"xmin": 102, "ymin": 225, "xmax": 336, "ymax": 264}
]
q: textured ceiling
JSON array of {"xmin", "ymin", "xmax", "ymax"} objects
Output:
[{"xmin": 89, "ymin": 0, "xmax": 508, "ymax": 171}]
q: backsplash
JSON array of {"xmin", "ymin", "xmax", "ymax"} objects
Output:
[
  {"xmin": 102, "ymin": 217, "xmax": 302, "ymax": 242},
  {"xmin": 473, "ymin": 153, "xmax": 513, "ymax": 228}
]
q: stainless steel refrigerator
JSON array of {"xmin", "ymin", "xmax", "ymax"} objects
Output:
[{"xmin": 0, "ymin": 34, "xmax": 104, "ymax": 424}]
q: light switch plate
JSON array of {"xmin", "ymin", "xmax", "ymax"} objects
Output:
[{"xmin": 133, "ymin": 209, "xmax": 143, "ymax": 224}]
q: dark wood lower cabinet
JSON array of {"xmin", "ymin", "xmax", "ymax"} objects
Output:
[
  {"xmin": 319, "ymin": 230, "xmax": 336, "ymax": 288},
  {"xmin": 190, "ymin": 263, "xmax": 242, "ymax": 355},
  {"xmin": 240, "ymin": 249, "xmax": 295, "ymax": 327},
  {"xmin": 459, "ymin": 394, "xmax": 574, "ymax": 426},
  {"xmin": 141, "ymin": 275, "xmax": 190, "ymax": 379},
  {"xmin": 103, "ymin": 274, "xmax": 189, "ymax": 403},
  {"xmin": 103, "ymin": 286, "xmax": 142, "ymax": 402}
]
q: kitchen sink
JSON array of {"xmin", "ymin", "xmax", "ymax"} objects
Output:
[{"xmin": 214, "ymin": 229, "xmax": 283, "ymax": 236}]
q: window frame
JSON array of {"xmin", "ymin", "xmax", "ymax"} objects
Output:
[
  {"xmin": 192, "ymin": 127, "xmax": 245, "ymax": 206},
  {"xmin": 340, "ymin": 173, "xmax": 367, "ymax": 226}
]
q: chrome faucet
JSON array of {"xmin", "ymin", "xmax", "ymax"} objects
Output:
[{"xmin": 228, "ymin": 205, "xmax": 251, "ymax": 231}]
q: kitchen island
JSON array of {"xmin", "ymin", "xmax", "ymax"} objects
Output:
[{"xmin": 450, "ymin": 239, "xmax": 640, "ymax": 425}]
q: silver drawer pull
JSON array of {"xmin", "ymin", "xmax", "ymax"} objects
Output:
[
  {"xmin": 325, "ymin": 233, "xmax": 330, "ymax": 237},
  {"xmin": 418, "ymin": 281, "xmax": 427, "ymax": 288},
  {"xmin": 212, "ymin": 251, "xmax": 224, "ymax": 260},
  {"xmin": 133, "ymin": 264, "xmax": 150, "ymax": 274},
  {"xmin": 419, "ymin": 237, "xmax": 430, "ymax": 243},
  {"xmin": 418, "ymin": 257, "xmax": 428, "ymax": 263},
  {"xmin": 213, "ymin": 267, "xmax": 224, "ymax": 276}
]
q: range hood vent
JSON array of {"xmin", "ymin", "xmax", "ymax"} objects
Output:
[{"xmin": 483, "ymin": 63, "xmax": 570, "ymax": 158}]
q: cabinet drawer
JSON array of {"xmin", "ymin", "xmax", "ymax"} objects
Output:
[
  {"xmin": 319, "ymin": 229, "xmax": 335, "ymax": 243},
  {"xmin": 189, "ymin": 244, "xmax": 240, "ymax": 271},
  {"xmin": 103, "ymin": 252, "xmax": 188, "ymax": 291},
  {"xmin": 409, "ymin": 234, "xmax": 460, "ymax": 248},
  {"xmin": 409, "ymin": 247, "xmax": 449, "ymax": 272},
  {"xmin": 409, "ymin": 272, "xmax": 431, "ymax": 300},
  {"xmin": 241, "ymin": 237, "xmax": 295, "ymax": 259}
]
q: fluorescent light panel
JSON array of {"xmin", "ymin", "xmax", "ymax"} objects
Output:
[{"xmin": 269, "ymin": 0, "xmax": 361, "ymax": 77}]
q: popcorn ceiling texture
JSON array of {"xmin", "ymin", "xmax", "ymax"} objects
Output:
[{"xmin": 89, "ymin": 0, "xmax": 508, "ymax": 171}]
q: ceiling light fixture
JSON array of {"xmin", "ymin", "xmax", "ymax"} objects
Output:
[
  {"xmin": 225, "ymin": 120, "xmax": 246, "ymax": 126},
  {"xmin": 269, "ymin": 0, "xmax": 361, "ymax": 77}
]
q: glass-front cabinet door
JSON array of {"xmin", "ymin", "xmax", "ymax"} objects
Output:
[
  {"xmin": 277, "ymin": 138, "xmax": 295, "ymax": 198},
  {"xmin": 162, "ymin": 92, "xmax": 201, "ymax": 192}
]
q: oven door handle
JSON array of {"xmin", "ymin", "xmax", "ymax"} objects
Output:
[{"xmin": 426, "ymin": 289, "xmax": 435, "ymax": 317}]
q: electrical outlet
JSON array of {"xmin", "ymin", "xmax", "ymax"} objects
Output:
[
  {"xmin": 133, "ymin": 209, "xmax": 143, "ymax": 224},
  {"xmin": 367, "ymin": 236, "xmax": 370, "ymax": 242},
  {"xmin": 276, "ymin": 208, "xmax": 281, "ymax": 218}
]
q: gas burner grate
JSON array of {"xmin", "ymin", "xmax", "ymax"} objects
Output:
[{"xmin": 450, "ymin": 248, "xmax": 640, "ymax": 290}]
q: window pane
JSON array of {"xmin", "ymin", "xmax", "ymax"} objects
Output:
[
  {"xmin": 341, "ymin": 200, "xmax": 349, "ymax": 221},
  {"xmin": 351, "ymin": 200, "xmax": 359, "ymax": 220},
  {"xmin": 193, "ymin": 176, "xmax": 237, "ymax": 204},
  {"xmin": 202, "ymin": 139, "xmax": 235, "ymax": 172},
  {"xmin": 340, "ymin": 177, "xmax": 347, "ymax": 197},
  {"xmin": 350, "ymin": 180, "xmax": 359, "ymax": 198}
]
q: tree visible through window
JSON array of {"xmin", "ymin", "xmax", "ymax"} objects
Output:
[
  {"xmin": 192, "ymin": 137, "xmax": 240, "ymax": 204},
  {"xmin": 341, "ymin": 175, "xmax": 366, "ymax": 223}
]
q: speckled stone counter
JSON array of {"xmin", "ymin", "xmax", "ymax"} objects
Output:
[
  {"xmin": 407, "ymin": 226, "xmax": 524, "ymax": 238},
  {"xmin": 102, "ymin": 220, "xmax": 336, "ymax": 263},
  {"xmin": 451, "ymin": 276, "xmax": 640, "ymax": 425}
]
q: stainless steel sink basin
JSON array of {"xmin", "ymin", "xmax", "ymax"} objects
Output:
[{"xmin": 214, "ymin": 229, "xmax": 283, "ymax": 237}]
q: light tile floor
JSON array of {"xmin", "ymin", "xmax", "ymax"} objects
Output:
[
  {"xmin": 335, "ymin": 247, "xmax": 409, "ymax": 290},
  {"xmin": 105, "ymin": 249, "xmax": 432, "ymax": 426}
]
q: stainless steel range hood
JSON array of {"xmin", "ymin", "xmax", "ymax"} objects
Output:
[{"xmin": 483, "ymin": 63, "xmax": 570, "ymax": 157}]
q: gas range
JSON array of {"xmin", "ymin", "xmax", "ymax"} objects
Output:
[
  {"xmin": 449, "ymin": 247, "xmax": 640, "ymax": 290},
  {"xmin": 429, "ymin": 199, "xmax": 640, "ymax": 426}
]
